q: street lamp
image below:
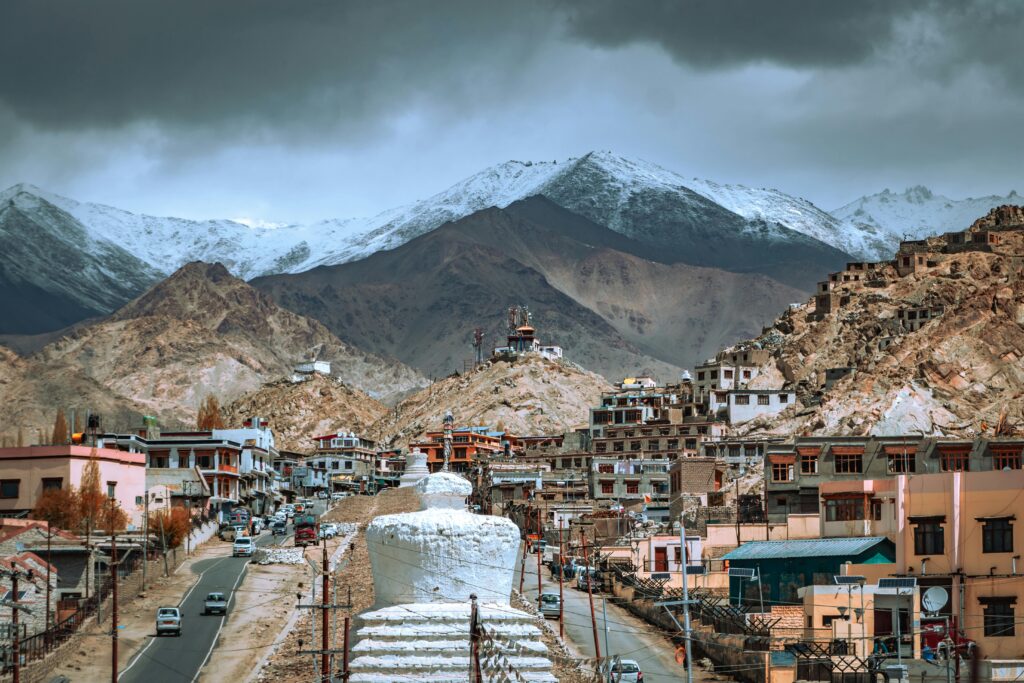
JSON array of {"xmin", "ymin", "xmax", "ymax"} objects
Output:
[{"xmin": 834, "ymin": 575, "xmax": 867, "ymax": 656}]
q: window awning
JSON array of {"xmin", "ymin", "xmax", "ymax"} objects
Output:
[
  {"xmin": 908, "ymin": 515, "xmax": 946, "ymax": 524},
  {"xmin": 769, "ymin": 455, "xmax": 796, "ymax": 465},
  {"xmin": 976, "ymin": 515, "xmax": 1015, "ymax": 522},
  {"xmin": 831, "ymin": 446, "xmax": 864, "ymax": 455}
]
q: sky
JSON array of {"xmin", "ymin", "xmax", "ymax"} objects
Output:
[{"xmin": 0, "ymin": 0, "xmax": 1022, "ymax": 224}]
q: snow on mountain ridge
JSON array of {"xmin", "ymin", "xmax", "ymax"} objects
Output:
[{"xmin": 4, "ymin": 152, "xmax": 890, "ymax": 279}]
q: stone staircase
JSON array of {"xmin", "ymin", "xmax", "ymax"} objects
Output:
[{"xmin": 348, "ymin": 602, "xmax": 558, "ymax": 682}]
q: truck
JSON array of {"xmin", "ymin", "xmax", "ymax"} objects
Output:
[
  {"xmin": 921, "ymin": 616, "xmax": 976, "ymax": 660},
  {"xmin": 294, "ymin": 513, "xmax": 318, "ymax": 547}
]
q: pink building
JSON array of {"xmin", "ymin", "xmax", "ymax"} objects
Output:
[{"xmin": 0, "ymin": 446, "xmax": 146, "ymax": 530}]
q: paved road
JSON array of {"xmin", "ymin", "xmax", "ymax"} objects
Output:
[
  {"xmin": 120, "ymin": 501, "xmax": 327, "ymax": 683},
  {"xmin": 516, "ymin": 546, "xmax": 690, "ymax": 683}
]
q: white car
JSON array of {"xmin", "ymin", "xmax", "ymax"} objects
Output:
[
  {"xmin": 601, "ymin": 659, "xmax": 644, "ymax": 682},
  {"xmin": 330, "ymin": 492, "xmax": 347, "ymax": 501},
  {"xmin": 319, "ymin": 523, "xmax": 338, "ymax": 540},
  {"xmin": 232, "ymin": 537, "xmax": 255, "ymax": 557}
]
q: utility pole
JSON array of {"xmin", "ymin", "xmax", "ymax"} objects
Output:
[
  {"xmin": 581, "ymin": 530, "xmax": 601, "ymax": 661},
  {"xmin": 536, "ymin": 506, "xmax": 542, "ymax": 602},
  {"xmin": 109, "ymin": 483, "xmax": 119, "ymax": 683},
  {"xmin": 680, "ymin": 516, "xmax": 694, "ymax": 683},
  {"xmin": 558, "ymin": 522, "xmax": 565, "ymax": 639},
  {"xmin": 322, "ymin": 543, "xmax": 330, "ymax": 679},
  {"xmin": 12, "ymin": 572, "xmax": 20, "ymax": 683},
  {"xmin": 45, "ymin": 526, "xmax": 52, "ymax": 649},
  {"xmin": 142, "ymin": 489, "xmax": 148, "ymax": 592}
]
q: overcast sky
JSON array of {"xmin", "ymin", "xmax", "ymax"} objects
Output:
[{"xmin": 1, "ymin": 1, "xmax": 1022, "ymax": 223}]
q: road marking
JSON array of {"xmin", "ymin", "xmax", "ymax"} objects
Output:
[{"xmin": 191, "ymin": 561, "xmax": 249, "ymax": 683}]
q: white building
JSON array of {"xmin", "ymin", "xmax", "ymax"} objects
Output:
[
  {"xmin": 724, "ymin": 390, "xmax": 796, "ymax": 424},
  {"xmin": 291, "ymin": 360, "xmax": 331, "ymax": 382}
]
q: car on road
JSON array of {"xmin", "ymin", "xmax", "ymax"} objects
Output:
[
  {"xmin": 155, "ymin": 607, "xmax": 182, "ymax": 636},
  {"xmin": 600, "ymin": 658, "xmax": 644, "ymax": 682},
  {"xmin": 316, "ymin": 491, "xmax": 329, "ymax": 499},
  {"xmin": 271, "ymin": 521, "xmax": 288, "ymax": 536},
  {"xmin": 331, "ymin": 492, "xmax": 347, "ymax": 501},
  {"xmin": 538, "ymin": 592, "xmax": 561, "ymax": 619},
  {"xmin": 575, "ymin": 567, "xmax": 602, "ymax": 591},
  {"xmin": 203, "ymin": 592, "xmax": 228, "ymax": 615},
  {"xmin": 232, "ymin": 537, "xmax": 255, "ymax": 557},
  {"xmin": 251, "ymin": 519, "xmax": 264, "ymax": 535}
]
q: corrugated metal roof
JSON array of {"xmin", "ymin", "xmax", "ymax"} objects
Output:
[{"xmin": 721, "ymin": 536, "xmax": 890, "ymax": 560}]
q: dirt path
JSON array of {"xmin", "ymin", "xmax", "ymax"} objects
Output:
[
  {"xmin": 253, "ymin": 489, "xmax": 419, "ymax": 683},
  {"xmin": 50, "ymin": 539, "xmax": 231, "ymax": 682}
]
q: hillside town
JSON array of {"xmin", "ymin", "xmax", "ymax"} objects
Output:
[{"xmin": 0, "ymin": 206, "xmax": 1019, "ymax": 682}]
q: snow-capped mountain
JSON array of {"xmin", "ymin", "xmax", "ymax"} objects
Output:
[{"xmin": 832, "ymin": 186, "xmax": 1022, "ymax": 254}]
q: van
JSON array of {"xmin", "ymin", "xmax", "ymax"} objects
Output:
[{"xmin": 538, "ymin": 592, "xmax": 561, "ymax": 619}]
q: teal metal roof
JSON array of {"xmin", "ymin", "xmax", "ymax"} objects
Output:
[{"xmin": 721, "ymin": 536, "xmax": 890, "ymax": 561}]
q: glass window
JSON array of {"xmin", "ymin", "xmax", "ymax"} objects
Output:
[
  {"xmin": 42, "ymin": 477, "xmax": 63, "ymax": 491},
  {"xmin": 724, "ymin": 370, "xmax": 733, "ymax": 379},
  {"xmin": 983, "ymin": 599, "xmax": 1015, "ymax": 637},
  {"xmin": 914, "ymin": 521, "xmax": 944, "ymax": 555},
  {"xmin": 0, "ymin": 480, "xmax": 19, "ymax": 498},
  {"xmin": 825, "ymin": 497, "xmax": 864, "ymax": 521},
  {"xmin": 993, "ymin": 449, "xmax": 1022, "ymax": 470},
  {"xmin": 835, "ymin": 453, "xmax": 863, "ymax": 474},
  {"xmin": 625, "ymin": 480, "xmax": 639, "ymax": 494},
  {"xmin": 887, "ymin": 451, "xmax": 916, "ymax": 473},
  {"xmin": 758, "ymin": 395, "xmax": 770, "ymax": 406},
  {"xmin": 734, "ymin": 395, "xmax": 750, "ymax": 405},
  {"xmin": 600, "ymin": 480, "xmax": 613, "ymax": 494},
  {"xmin": 983, "ymin": 518, "xmax": 1014, "ymax": 553},
  {"xmin": 941, "ymin": 450, "xmax": 970, "ymax": 472},
  {"xmin": 800, "ymin": 452, "xmax": 818, "ymax": 474},
  {"xmin": 779, "ymin": 394, "xmax": 789, "ymax": 404},
  {"xmin": 771, "ymin": 463, "xmax": 793, "ymax": 482}
]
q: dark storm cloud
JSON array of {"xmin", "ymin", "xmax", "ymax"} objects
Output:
[
  {"xmin": 567, "ymin": 0, "xmax": 1024, "ymax": 87},
  {"xmin": 0, "ymin": 0, "xmax": 555, "ymax": 132}
]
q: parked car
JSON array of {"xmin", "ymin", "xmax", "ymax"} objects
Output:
[
  {"xmin": 232, "ymin": 537, "xmax": 255, "ymax": 557},
  {"xmin": 319, "ymin": 523, "xmax": 339, "ymax": 540},
  {"xmin": 317, "ymin": 491, "xmax": 329, "ymax": 499},
  {"xmin": 600, "ymin": 658, "xmax": 644, "ymax": 682},
  {"xmin": 331, "ymin": 492, "xmax": 347, "ymax": 501},
  {"xmin": 575, "ymin": 567, "xmax": 601, "ymax": 591},
  {"xmin": 271, "ymin": 521, "xmax": 288, "ymax": 536},
  {"xmin": 156, "ymin": 607, "xmax": 182, "ymax": 636},
  {"xmin": 203, "ymin": 592, "xmax": 228, "ymax": 616},
  {"xmin": 538, "ymin": 592, "xmax": 561, "ymax": 619}
]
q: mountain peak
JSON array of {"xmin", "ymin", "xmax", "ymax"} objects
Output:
[{"xmin": 903, "ymin": 185, "xmax": 934, "ymax": 202}]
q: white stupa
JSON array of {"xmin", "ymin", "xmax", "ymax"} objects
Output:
[
  {"xmin": 398, "ymin": 447, "xmax": 430, "ymax": 488},
  {"xmin": 349, "ymin": 472, "xmax": 557, "ymax": 682}
]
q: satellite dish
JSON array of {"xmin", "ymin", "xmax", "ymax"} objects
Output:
[{"xmin": 922, "ymin": 586, "xmax": 949, "ymax": 614}]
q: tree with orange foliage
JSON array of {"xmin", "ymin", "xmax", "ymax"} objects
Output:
[
  {"xmin": 150, "ymin": 507, "xmax": 191, "ymax": 549},
  {"xmin": 196, "ymin": 395, "xmax": 225, "ymax": 430},
  {"xmin": 33, "ymin": 487, "xmax": 82, "ymax": 532}
]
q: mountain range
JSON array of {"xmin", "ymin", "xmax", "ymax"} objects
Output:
[{"xmin": 2, "ymin": 151, "xmax": 1018, "ymax": 384}]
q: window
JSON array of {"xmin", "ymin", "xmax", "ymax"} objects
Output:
[
  {"xmin": 199, "ymin": 454, "xmax": 212, "ymax": 468},
  {"xmin": 913, "ymin": 519, "xmax": 945, "ymax": 555},
  {"xmin": 344, "ymin": 460, "xmax": 353, "ymax": 470},
  {"xmin": 734, "ymin": 395, "xmax": 750, "ymax": 405},
  {"xmin": 685, "ymin": 439, "xmax": 697, "ymax": 450},
  {"xmin": 629, "ymin": 441, "xmax": 641, "ymax": 452},
  {"xmin": 871, "ymin": 500, "xmax": 883, "ymax": 520},
  {"xmin": 800, "ymin": 452, "xmax": 818, "ymax": 474},
  {"xmin": 940, "ymin": 449, "xmax": 970, "ymax": 472},
  {"xmin": 135, "ymin": 495, "xmax": 144, "ymax": 505},
  {"xmin": 455, "ymin": 448, "xmax": 467, "ymax": 459},
  {"xmin": 697, "ymin": 372, "xmax": 705, "ymax": 381},
  {"xmin": 667, "ymin": 439, "xmax": 678, "ymax": 450},
  {"xmin": 779, "ymin": 394, "xmax": 789, "ymax": 404},
  {"xmin": 825, "ymin": 497, "xmax": 864, "ymax": 521},
  {"xmin": 742, "ymin": 370, "xmax": 752, "ymax": 380},
  {"xmin": 822, "ymin": 615, "xmax": 841, "ymax": 627},
  {"xmin": 331, "ymin": 461, "xmax": 340, "ymax": 469},
  {"xmin": 600, "ymin": 480, "xmax": 614, "ymax": 494},
  {"xmin": 625, "ymin": 480, "xmax": 639, "ymax": 494},
  {"xmin": 0, "ymin": 480, "xmax": 19, "ymax": 499},
  {"xmin": 710, "ymin": 371, "xmax": 718, "ymax": 380},
  {"xmin": 613, "ymin": 442, "xmax": 624, "ymax": 452},
  {"xmin": 983, "ymin": 598, "xmax": 1016, "ymax": 637},
  {"xmin": 771, "ymin": 463, "xmax": 794, "ymax": 482},
  {"xmin": 595, "ymin": 443, "xmax": 607, "ymax": 453},
  {"xmin": 41, "ymin": 477, "xmax": 63, "ymax": 491},
  {"xmin": 757, "ymin": 395, "xmax": 770, "ymax": 406},
  {"xmin": 983, "ymin": 518, "xmax": 1014, "ymax": 553},
  {"xmin": 647, "ymin": 440, "xmax": 660, "ymax": 451},
  {"xmin": 993, "ymin": 449, "xmax": 1023, "ymax": 470},
  {"xmin": 834, "ymin": 451, "xmax": 863, "ymax": 473},
  {"xmin": 598, "ymin": 464, "xmax": 614, "ymax": 474},
  {"xmin": 887, "ymin": 451, "xmax": 916, "ymax": 473},
  {"xmin": 724, "ymin": 370, "xmax": 734, "ymax": 379}
]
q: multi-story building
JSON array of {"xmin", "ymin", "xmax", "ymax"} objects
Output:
[
  {"xmin": 590, "ymin": 456, "xmax": 670, "ymax": 504},
  {"xmin": 0, "ymin": 446, "xmax": 146, "ymax": 529},
  {"xmin": 409, "ymin": 426, "xmax": 513, "ymax": 473},
  {"xmin": 667, "ymin": 458, "xmax": 724, "ymax": 520},
  {"xmin": 592, "ymin": 421, "xmax": 727, "ymax": 459},
  {"xmin": 692, "ymin": 348, "xmax": 770, "ymax": 402},
  {"xmin": 588, "ymin": 386, "xmax": 682, "ymax": 439},
  {"xmin": 764, "ymin": 435, "xmax": 1024, "ymax": 520},
  {"xmin": 711, "ymin": 389, "xmax": 797, "ymax": 424},
  {"xmin": 309, "ymin": 430, "xmax": 378, "ymax": 492}
]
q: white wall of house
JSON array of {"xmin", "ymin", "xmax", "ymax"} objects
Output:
[{"xmin": 727, "ymin": 391, "xmax": 796, "ymax": 424}]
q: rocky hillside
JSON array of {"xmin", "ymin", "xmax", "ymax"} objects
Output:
[
  {"xmin": 256, "ymin": 197, "xmax": 806, "ymax": 380},
  {"xmin": 369, "ymin": 354, "xmax": 610, "ymax": 447},
  {"xmin": 225, "ymin": 374, "xmax": 388, "ymax": 452},
  {"xmin": 23, "ymin": 262, "xmax": 425, "ymax": 428},
  {"xmin": 734, "ymin": 205, "xmax": 1024, "ymax": 438}
]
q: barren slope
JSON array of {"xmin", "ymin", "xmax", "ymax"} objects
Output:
[
  {"xmin": 734, "ymin": 206, "xmax": 1024, "ymax": 438},
  {"xmin": 225, "ymin": 374, "xmax": 388, "ymax": 453},
  {"xmin": 370, "ymin": 355, "xmax": 610, "ymax": 447}
]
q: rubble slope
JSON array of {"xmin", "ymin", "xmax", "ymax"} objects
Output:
[
  {"xmin": 736, "ymin": 206, "xmax": 1024, "ymax": 438},
  {"xmin": 225, "ymin": 374, "xmax": 388, "ymax": 453},
  {"xmin": 370, "ymin": 354, "xmax": 610, "ymax": 447}
]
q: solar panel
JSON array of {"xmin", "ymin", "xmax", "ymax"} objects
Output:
[
  {"xmin": 728, "ymin": 567, "xmax": 757, "ymax": 578},
  {"xmin": 878, "ymin": 577, "xmax": 917, "ymax": 589},
  {"xmin": 834, "ymin": 575, "xmax": 867, "ymax": 585},
  {"xmin": 684, "ymin": 564, "xmax": 707, "ymax": 575}
]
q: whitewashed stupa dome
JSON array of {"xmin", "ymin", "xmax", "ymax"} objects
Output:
[{"xmin": 366, "ymin": 472, "xmax": 519, "ymax": 606}]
